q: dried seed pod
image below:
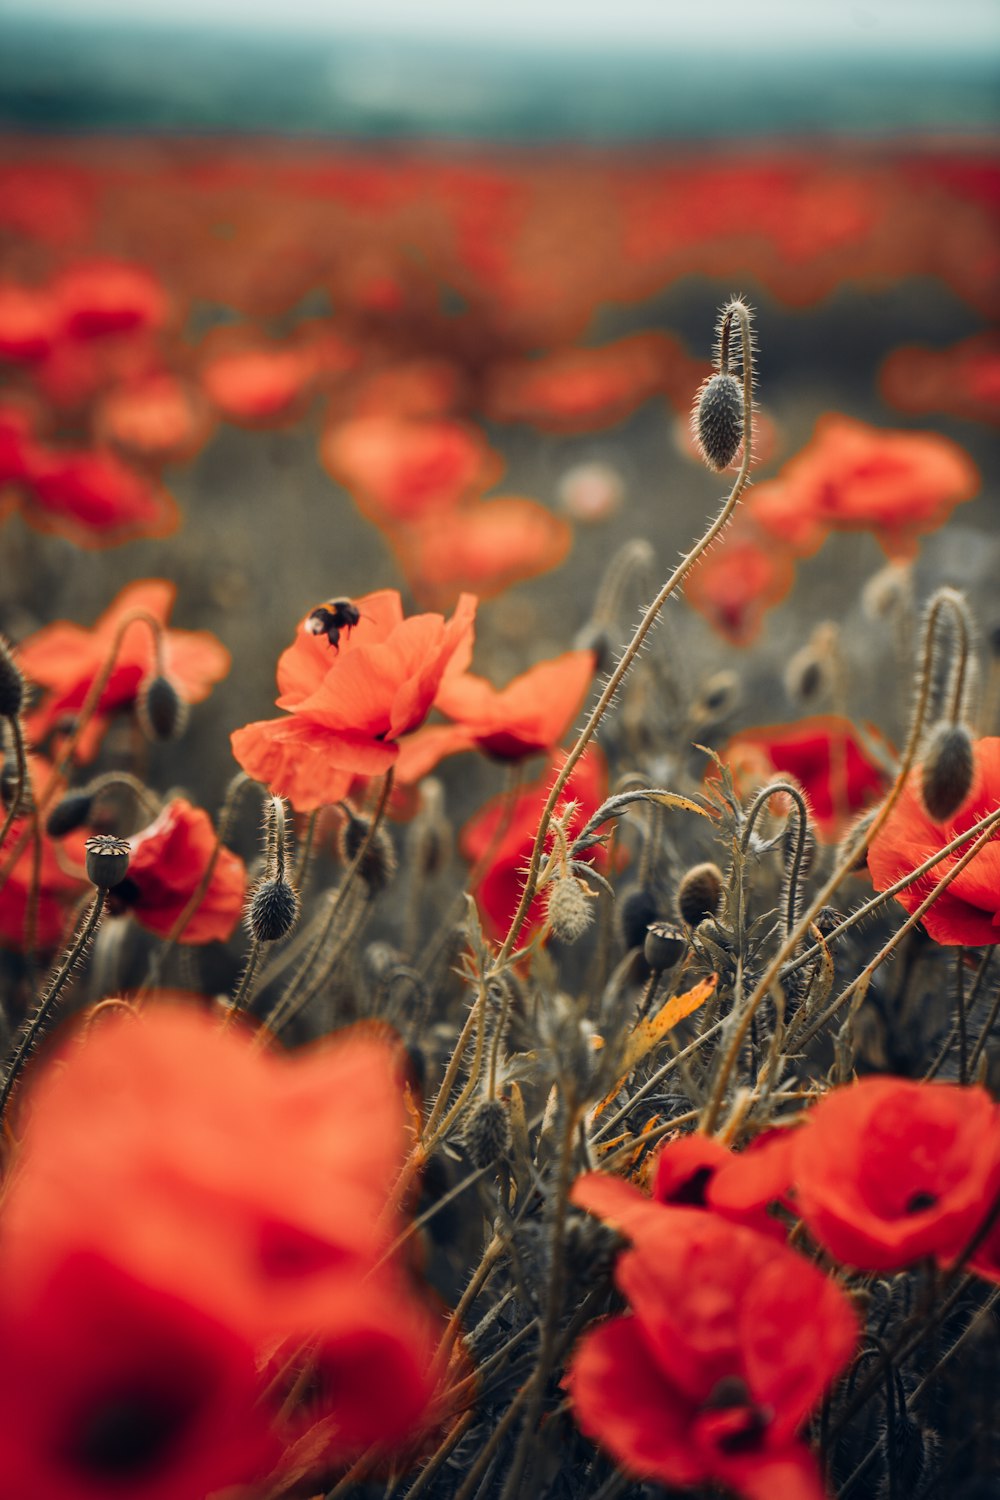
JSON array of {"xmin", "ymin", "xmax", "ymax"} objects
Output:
[
  {"xmin": 644, "ymin": 919, "xmax": 686, "ymax": 973},
  {"xmin": 676, "ymin": 862, "xmax": 724, "ymax": 928},
  {"xmin": 46, "ymin": 790, "xmax": 95, "ymax": 838},
  {"xmin": 920, "ymin": 721, "xmax": 974, "ymax": 822},
  {"xmin": 463, "ymin": 1097, "xmax": 511, "ymax": 1169},
  {"xmin": 547, "ymin": 875, "xmax": 594, "ymax": 944},
  {"xmin": 339, "ymin": 812, "xmax": 396, "ymax": 893},
  {"xmin": 692, "ymin": 372, "xmax": 745, "ymax": 472},
  {"xmin": 246, "ymin": 877, "xmax": 299, "ymax": 942},
  {"xmin": 0, "ymin": 638, "xmax": 24, "ymax": 718},
  {"xmin": 85, "ymin": 834, "xmax": 131, "ymax": 890},
  {"xmin": 137, "ymin": 673, "xmax": 187, "ymax": 741}
]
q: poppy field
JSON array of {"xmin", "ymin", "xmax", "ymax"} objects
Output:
[{"xmin": 0, "ymin": 134, "xmax": 998, "ymax": 1500}]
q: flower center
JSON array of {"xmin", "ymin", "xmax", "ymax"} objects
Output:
[
  {"xmin": 699, "ymin": 1375, "xmax": 772, "ymax": 1455},
  {"xmin": 905, "ymin": 1189, "xmax": 939, "ymax": 1214},
  {"xmin": 64, "ymin": 1385, "xmax": 200, "ymax": 1481}
]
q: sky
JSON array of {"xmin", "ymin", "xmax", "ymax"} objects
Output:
[{"xmin": 2, "ymin": 0, "xmax": 999, "ymax": 54}]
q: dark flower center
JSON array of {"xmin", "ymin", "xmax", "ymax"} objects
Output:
[
  {"xmin": 700, "ymin": 1375, "xmax": 772, "ymax": 1454},
  {"xmin": 905, "ymin": 1190, "xmax": 939, "ymax": 1215},
  {"xmin": 668, "ymin": 1165, "xmax": 715, "ymax": 1207},
  {"xmin": 64, "ymin": 1385, "xmax": 199, "ymax": 1481}
]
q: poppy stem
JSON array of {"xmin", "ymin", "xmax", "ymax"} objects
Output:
[
  {"xmin": 0, "ymin": 889, "xmax": 105, "ymax": 1121},
  {"xmin": 955, "ymin": 946, "xmax": 968, "ymax": 1084},
  {"xmin": 492, "ymin": 299, "xmax": 756, "ymax": 975}
]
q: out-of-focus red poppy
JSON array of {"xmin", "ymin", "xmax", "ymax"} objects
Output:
[
  {"xmin": 95, "ymin": 375, "xmax": 214, "ymax": 465},
  {"xmin": 396, "ymin": 647, "xmax": 596, "ymax": 782},
  {"xmin": 460, "ymin": 745, "xmax": 608, "ymax": 941},
  {"xmin": 566, "ymin": 1188, "xmax": 857, "ymax": 1500},
  {"xmin": 200, "ymin": 335, "xmax": 319, "ymax": 428},
  {"xmin": 320, "ymin": 414, "xmax": 501, "ymax": 526},
  {"xmin": 106, "ymin": 798, "xmax": 246, "ymax": 944},
  {"xmin": 54, "ymin": 259, "xmax": 169, "ymax": 340},
  {"xmin": 484, "ymin": 333, "xmax": 684, "ymax": 433},
  {"xmin": 18, "ymin": 580, "xmax": 231, "ymax": 763},
  {"xmin": 749, "ymin": 414, "xmax": 980, "ymax": 560},
  {"xmin": 683, "ymin": 524, "xmax": 796, "ymax": 646},
  {"xmin": 231, "ymin": 589, "xmax": 476, "ymax": 812},
  {"xmin": 0, "ymin": 283, "xmax": 59, "ymax": 362},
  {"xmin": 346, "ymin": 358, "xmax": 465, "ymax": 420},
  {"xmin": 20, "ymin": 445, "xmax": 179, "ymax": 546},
  {"xmin": 0, "ymin": 756, "xmax": 89, "ymax": 952},
  {"xmin": 880, "ymin": 333, "xmax": 1000, "ymax": 427},
  {"xmin": 0, "ymin": 404, "xmax": 38, "ymax": 491},
  {"xmin": 397, "ymin": 496, "xmax": 572, "ymax": 611},
  {"xmin": 716, "ymin": 714, "xmax": 889, "ymax": 840},
  {"xmin": 867, "ymin": 736, "xmax": 1000, "ymax": 945}
]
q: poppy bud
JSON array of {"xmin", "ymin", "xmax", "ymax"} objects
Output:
[
  {"xmin": 618, "ymin": 882, "xmax": 661, "ymax": 952},
  {"xmin": 920, "ymin": 722, "xmax": 974, "ymax": 822},
  {"xmin": 547, "ymin": 875, "xmax": 594, "ymax": 944},
  {"xmin": 693, "ymin": 669, "xmax": 741, "ymax": 724},
  {"xmin": 644, "ymin": 919, "xmax": 686, "ymax": 973},
  {"xmin": 339, "ymin": 812, "xmax": 396, "ymax": 893},
  {"xmin": 676, "ymin": 862, "xmax": 724, "ymax": 928},
  {"xmin": 46, "ymin": 789, "xmax": 95, "ymax": 838},
  {"xmin": 1, "ymin": 757, "xmax": 32, "ymax": 816},
  {"xmin": 463, "ymin": 1097, "xmax": 511, "ymax": 1169},
  {"xmin": 246, "ymin": 876, "xmax": 299, "ymax": 942},
  {"xmin": 837, "ymin": 807, "xmax": 878, "ymax": 872},
  {"xmin": 85, "ymin": 834, "xmax": 131, "ymax": 890},
  {"xmin": 692, "ymin": 372, "xmax": 744, "ymax": 472},
  {"xmin": 138, "ymin": 673, "xmax": 187, "ymax": 741},
  {"xmin": 572, "ymin": 622, "xmax": 615, "ymax": 676},
  {"xmin": 784, "ymin": 644, "xmax": 830, "ymax": 705},
  {"xmin": 0, "ymin": 638, "xmax": 24, "ymax": 718}
]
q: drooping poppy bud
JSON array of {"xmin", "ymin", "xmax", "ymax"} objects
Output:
[
  {"xmin": 339, "ymin": 812, "xmax": 397, "ymax": 893},
  {"xmin": 547, "ymin": 875, "xmax": 595, "ymax": 944},
  {"xmin": 0, "ymin": 637, "xmax": 24, "ymax": 718},
  {"xmin": 138, "ymin": 673, "xmax": 187, "ymax": 741},
  {"xmin": 692, "ymin": 373, "xmax": 744, "ymax": 472},
  {"xmin": 463, "ymin": 1097, "xmax": 511, "ymax": 1169},
  {"xmin": 676, "ymin": 862, "xmax": 724, "ymax": 928},
  {"xmin": 46, "ymin": 790, "xmax": 95, "ymax": 838},
  {"xmin": 920, "ymin": 721, "xmax": 975, "ymax": 822},
  {"xmin": 246, "ymin": 876, "xmax": 299, "ymax": 942}
]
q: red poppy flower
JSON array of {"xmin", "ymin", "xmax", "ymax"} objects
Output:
[
  {"xmin": 320, "ymin": 414, "xmax": 501, "ymax": 526},
  {"xmin": 0, "ymin": 282, "xmax": 59, "ymax": 362},
  {"xmin": 21, "ymin": 445, "xmax": 179, "ymax": 547},
  {"xmin": 19, "ymin": 580, "xmax": 231, "ymax": 763},
  {"xmin": 716, "ymin": 715, "xmax": 890, "ymax": 841},
  {"xmin": 566, "ymin": 1189, "xmax": 858, "ymax": 1500},
  {"xmin": 395, "ymin": 647, "xmax": 596, "ymax": 781},
  {"xmin": 0, "ymin": 756, "xmax": 89, "ymax": 952},
  {"xmin": 460, "ymin": 745, "xmax": 609, "ymax": 940},
  {"xmin": 95, "ymin": 375, "xmax": 214, "ymax": 465},
  {"xmin": 347, "ymin": 358, "xmax": 464, "ymax": 420},
  {"xmin": 880, "ymin": 334, "xmax": 1000, "ymax": 427},
  {"xmin": 728, "ymin": 1078, "xmax": 1000, "ymax": 1276},
  {"xmin": 107, "ymin": 798, "xmax": 246, "ymax": 944},
  {"xmin": 867, "ymin": 737, "xmax": 1000, "ymax": 945},
  {"xmin": 683, "ymin": 524, "xmax": 796, "ymax": 646},
  {"xmin": 397, "ymin": 496, "xmax": 572, "ymax": 611},
  {"xmin": 484, "ymin": 333, "xmax": 677, "ymax": 434},
  {"xmin": 0, "ymin": 403, "xmax": 38, "ymax": 490},
  {"xmin": 749, "ymin": 415, "xmax": 980, "ymax": 561},
  {"xmin": 200, "ymin": 335, "xmax": 319, "ymax": 427},
  {"xmin": 231, "ymin": 589, "xmax": 476, "ymax": 811},
  {"xmin": 54, "ymin": 259, "xmax": 169, "ymax": 340}
]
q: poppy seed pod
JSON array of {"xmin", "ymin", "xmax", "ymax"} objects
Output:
[
  {"xmin": 692, "ymin": 372, "xmax": 745, "ymax": 472},
  {"xmin": 138, "ymin": 673, "xmax": 187, "ymax": 741},
  {"xmin": 920, "ymin": 722, "xmax": 975, "ymax": 822},
  {"xmin": 85, "ymin": 834, "xmax": 131, "ymax": 890},
  {"xmin": 547, "ymin": 875, "xmax": 595, "ymax": 944},
  {"xmin": 46, "ymin": 790, "xmax": 95, "ymax": 838},
  {"xmin": 0, "ymin": 638, "xmax": 24, "ymax": 718},
  {"xmin": 246, "ymin": 876, "xmax": 299, "ymax": 942},
  {"xmin": 463, "ymin": 1097, "xmax": 511, "ymax": 1170},
  {"xmin": 644, "ymin": 919, "xmax": 687, "ymax": 973},
  {"xmin": 676, "ymin": 862, "xmax": 724, "ymax": 928},
  {"xmin": 339, "ymin": 813, "xmax": 397, "ymax": 893}
]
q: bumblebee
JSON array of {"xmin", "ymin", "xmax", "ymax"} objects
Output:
[{"xmin": 305, "ymin": 598, "xmax": 362, "ymax": 652}]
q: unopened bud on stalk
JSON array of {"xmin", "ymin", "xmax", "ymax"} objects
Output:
[
  {"xmin": 920, "ymin": 722, "xmax": 975, "ymax": 822},
  {"xmin": 339, "ymin": 811, "xmax": 397, "ymax": 893},
  {"xmin": 618, "ymin": 882, "xmax": 661, "ymax": 951},
  {"xmin": 547, "ymin": 875, "xmax": 595, "ymax": 944},
  {"xmin": 692, "ymin": 373, "xmax": 745, "ymax": 472},
  {"xmin": 246, "ymin": 877, "xmax": 299, "ymax": 942},
  {"xmin": 0, "ymin": 638, "xmax": 24, "ymax": 719},
  {"xmin": 46, "ymin": 790, "xmax": 95, "ymax": 838},
  {"xmin": 85, "ymin": 834, "xmax": 130, "ymax": 890},
  {"xmin": 676, "ymin": 862, "xmax": 724, "ymax": 928},
  {"xmin": 138, "ymin": 673, "xmax": 187, "ymax": 741},
  {"xmin": 463, "ymin": 1097, "xmax": 511, "ymax": 1169}
]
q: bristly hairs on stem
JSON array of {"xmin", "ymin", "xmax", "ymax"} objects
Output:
[{"xmin": 490, "ymin": 297, "xmax": 757, "ymax": 976}]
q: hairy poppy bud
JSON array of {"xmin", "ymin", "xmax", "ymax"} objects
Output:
[
  {"xmin": 138, "ymin": 673, "xmax": 187, "ymax": 741},
  {"xmin": 838, "ymin": 807, "xmax": 878, "ymax": 872},
  {"xmin": 644, "ymin": 919, "xmax": 686, "ymax": 973},
  {"xmin": 547, "ymin": 875, "xmax": 594, "ymax": 944},
  {"xmin": 463, "ymin": 1097, "xmax": 511, "ymax": 1169},
  {"xmin": 920, "ymin": 722, "xmax": 974, "ymax": 822},
  {"xmin": 692, "ymin": 372, "xmax": 744, "ymax": 472},
  {"xmin": 676, "ymin": 862, "xmax": 724, "ymax": 928},
  {"xmin": 618, "ymin": 882, "xmax": 661, "ymax": 952},
  {"xmin": 46, "ymin": 789, "xmax": 95, "ymax": 838},
  {"xmin": 85, "ymin": 834, "xmax": 130, "ymax": 890},
  {"xmin": 572, "ymin": 622, "xmax": 615, "ymax": 676},
  {"xmin": 0, "ymin": 638, "xmax": 24, "ymax": 718},
  {"xmin": 693, "ymin": 669, "xmax": 741, "ymax": 725},
  {"xmin": 246, "ymin": 877, "xmax": 299, "ymax": 942},
  {"xmin": 339, "ymin": 812, "xmax": 396, "ymax": 892}
]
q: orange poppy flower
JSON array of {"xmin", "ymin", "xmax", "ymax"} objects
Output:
[
  {"xmin": 320, "ymin": 414, "xmax": 501, "ymax": 527},
  {"xmin": 200, "ymin": 334, "xmax": 319, "ymax": 428},
  {"xmin": 0, "ymin": 756, "xmax": 89, "ymax": 952},
  {"xmin": 396, "ymin": 647, "xmax": 597, "ymax": 782},
  {"xmin": 867, "ymin": 736, "xmax": 1000, "ymax": 945},
  {"xmin": 18, "ymin": 580, "xmax": 231, "ymax": 763},
  {"xmin": 566, "ymin": 1187, "xmax": 858, "ymax": 1500},
  {"xmin": 95, "ymin": 375, "xmax": 214, "ymax": 465},
  {"xmin": 53, "ymin": 259, "xmax": 169, "ymax": 340},
  {"xmin": 106, "ymin": 799, "xmax": 246, "ymax": 945},
  {"xmin": 396, "ymin": 496, "xmax": 572, "ymax": 611},
  {"xmin": 460, "ymin": 745, "xmax": 609, "ymax": 940},
  {"xmin": 749, "ymin": 414, "xmax": 980, "ymax": 560},
  {"xmin": 21, "ymin": 445, "xmax": 179, "ymax": 547},
  {"xmin": 880, "ymin": 333, "xmax": 1000, "ymax": 427},
  {"xmin": 484, "ymin": 333, "xmax": 678, "ymax": 434},
  {"xmin": 683, "ymin": 524, "xmax": 796, "ymax": 646},
  {"xmin": 346, "ymin": 358, "xmax": 465, "ymax": 420},
  {"xmin": 716, "ymin": 714, "xmax": 889, "ymax": 841},
  {"xmin": 231, "ymin": 589, "xmax": 476, "ymax": 811}
]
